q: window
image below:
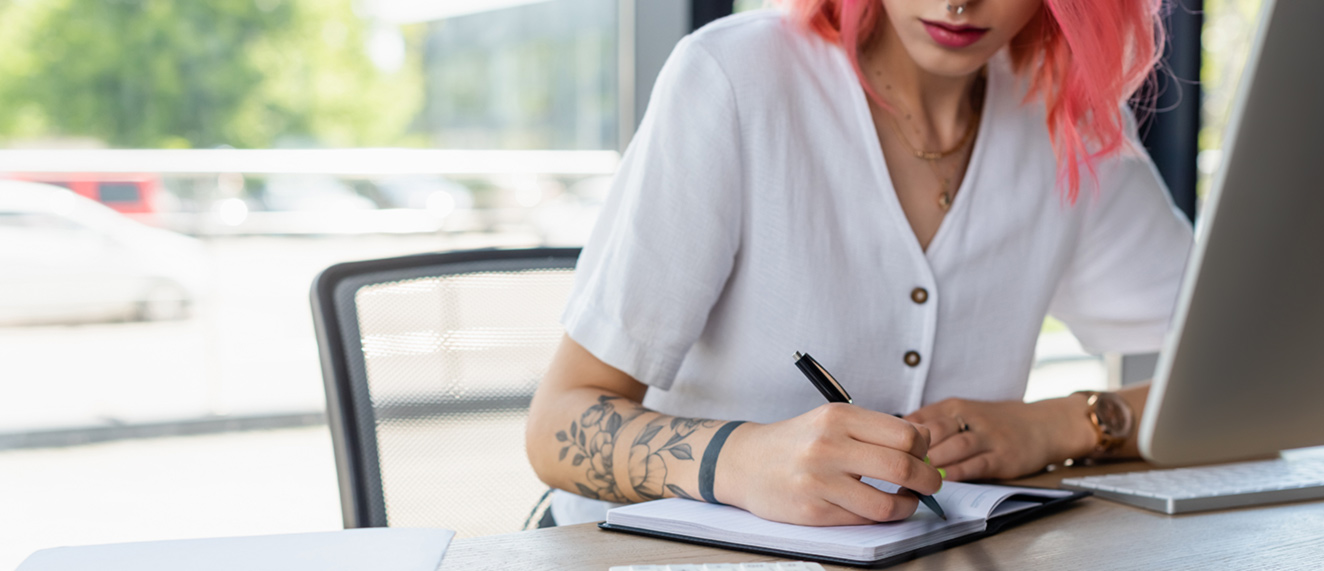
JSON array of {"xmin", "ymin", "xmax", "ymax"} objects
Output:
[
  {"xmin": 1200, "ymin": 0, "xmax": 1265, "ymax": 198},
  {"xmin": 0, "ymin": 2, "xmax": 1265, "ymax": 566},
  {"xmin": 0, "ymin": 0, "xmax": 623, "ymax": 565}
]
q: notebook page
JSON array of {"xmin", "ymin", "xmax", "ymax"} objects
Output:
[
  {"xmin": 930, "ymin": 481, "xmax": 1074, "ymax": 519},
  {"xmin": 606, "ymin": 499, "xmax": 983, "ymax": 561},
  {"xmin": 989, "ymin": 499, "xmax": 1040, "ymax": 518},
  {"xmin": 606, "ymin": 481, "xmax": 1073, "ymax": 561},
  {"xmin": 857, "ymin": 477, "xmax": 1070, "ymax": 520}
]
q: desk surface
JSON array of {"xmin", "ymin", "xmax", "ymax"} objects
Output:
[{"xmin": 439, "ymin": 461, "xmax": 1324, "ymax": 570}]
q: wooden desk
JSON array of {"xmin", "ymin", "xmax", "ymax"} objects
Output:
[{"xmin": 440, "ymin": 462, "xmax": 1324, "ymax": 570}]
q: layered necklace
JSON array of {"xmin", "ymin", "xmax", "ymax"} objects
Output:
[{"xmin": 881, "ymin": 71, "xmax": 985, "ymax": 212}]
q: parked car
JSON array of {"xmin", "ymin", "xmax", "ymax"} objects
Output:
[
  {"xmin": 5, "ymin": 172, "xmax": 162, "ymax": 217},
  {"xmin": 0, "ymin": 181, "xmax": 207, "ymax": 326}
]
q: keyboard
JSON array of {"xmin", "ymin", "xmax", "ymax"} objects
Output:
[
  {"xmin": 1060, "ymin": 456, "xmax": 1324, "ymax": 514},
  {"xmin": 610, "ymin": 563, "xmax": 826, "ymax": 571}
]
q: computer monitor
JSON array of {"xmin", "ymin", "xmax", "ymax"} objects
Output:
[{"xmin": 1138, "ymin": 0, "xmax": 1324, "ymax": 466}]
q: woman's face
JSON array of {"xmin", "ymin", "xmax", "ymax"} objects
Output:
[{"xmin": 877, "ymin": 0, "xmax": 1043, "ymax": 77}]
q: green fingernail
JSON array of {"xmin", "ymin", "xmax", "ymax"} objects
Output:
[
  {"xmin": 924, "ymin": 456, "xmax": 932, "ymax": 465},
  {"xmin": 938, "ymin": 467, "xmax": 947, "ymax": 479}
]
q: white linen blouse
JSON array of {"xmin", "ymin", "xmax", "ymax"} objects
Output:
[{"xmin": 553, "ymin": 10, "xmax": 1193, "ymax": 523}]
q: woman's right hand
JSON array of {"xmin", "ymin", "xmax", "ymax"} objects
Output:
[{"xmin": 715, "ymin": 403, "xmax": 941, "ymax": 526}]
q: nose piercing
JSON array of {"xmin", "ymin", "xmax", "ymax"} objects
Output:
[{"xmin": 946, "ymin": 3, "xmax": 966, "ymax": 15}]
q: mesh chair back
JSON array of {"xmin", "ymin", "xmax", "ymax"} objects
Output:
[{"xmin": 311, "ymin": 248, "xmax": 579, "ymax": 536}]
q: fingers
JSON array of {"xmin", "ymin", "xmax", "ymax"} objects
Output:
[
  {"xmin": 804, "ymin": 404, "xmax": 940, "ymax": 494},
  {"xmin": 821, "ymin": 477, "xmax": 920, "ymax": 523},
  {"xmin": 773, "ymin": 470, "xmax": 919, "ymax": 525},
  {"xmin": 816, "ymin": 404, "xmax": 929, "ymax": 458},
  {"xmin": 915, "ymin": 415, "xmax": 965, "ymax": 448},
  {"xmin": 939, "ymin": 452, "xmax": 995, "ymax": 482},
  {"xmin": 905, "ymin": 399, "xmax": 967, "ymax": 446},
  {"xmin": 787, "ymin": 498, "xmax": 876, "ymax": 527},
  {"xmin": 837, "ymin": 440, "xmax": 943, "ymax": 496},
  {"xmin": 906, "ymin": 400, "xmax": 988, "ymax": 481},
  {"xmin": 751, "ymin": 404, "xmax": 946, "ymax": 526},
  {"xmin": 926, "ymin": 430, "xmax": 983, "ymax": 468}
]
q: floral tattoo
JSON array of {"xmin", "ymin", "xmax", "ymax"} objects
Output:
[{"xmin": 557, "ymin": 395, "xmax": 721, "ymax": 502}]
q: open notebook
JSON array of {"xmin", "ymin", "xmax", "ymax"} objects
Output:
[{"xmin": 600, "ymin": 479, "xmax": 1086, "ymax": 567}]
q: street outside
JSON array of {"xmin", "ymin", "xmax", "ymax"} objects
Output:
[
  {"xmin": 0, "ymin": 232, "xmax": 542, "ymax": 432},
  {"xmin": 0, "ymin": 231, "xmax": 546, "ymax": 570}
]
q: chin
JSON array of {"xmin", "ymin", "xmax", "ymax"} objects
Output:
[{"xmin": 911, "ymin": 47, "xmax": 995, "ymax": 78}]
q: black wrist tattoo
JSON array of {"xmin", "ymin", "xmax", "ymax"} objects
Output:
[
  {"xmin": 556, "ymin": 396, "xmax": 721, "ymax": 503},
  {"xmin": 698, "ymin": 420, "xmax": 746, "ymax": 505}
]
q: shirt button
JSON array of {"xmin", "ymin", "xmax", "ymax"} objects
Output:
[
  {"xmin": 904, "ymin": 351, "xmax": 922, "ymax": 367},
  {"xmin": 911, "ymin": 287, "xmax": 928, "ymax": 304}
]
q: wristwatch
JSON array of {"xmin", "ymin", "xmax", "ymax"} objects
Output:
[{"xmin": 1074, "ymin": 391, "xmax": 1135, "ymax": 457}]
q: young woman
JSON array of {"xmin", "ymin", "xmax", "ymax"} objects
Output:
[{"xmin": 526, "ymin": 0, "xmax": 1192, "ymax": 527}]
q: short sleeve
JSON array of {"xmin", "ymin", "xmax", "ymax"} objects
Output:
[
  {"xmin": 1048, "ymin": 129, "xmax": 1195, "ymax": 355},
  {"xmin": 561, "ymin": 36, "xmax": 743, "ymax": 390}
]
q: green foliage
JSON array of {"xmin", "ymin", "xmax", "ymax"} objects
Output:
[{"xmin": 0, "ymin": 0, "xmax": 422, "ymax": 148}]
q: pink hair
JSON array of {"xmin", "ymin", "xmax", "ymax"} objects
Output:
[{"xmin": 777, "ymin": 0, "xmax": 1164, "ymax": 202}]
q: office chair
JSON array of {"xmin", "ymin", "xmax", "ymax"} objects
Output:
[{"xmin": 311, "ymin": 247, "xmax": 580, "ymax": 536}]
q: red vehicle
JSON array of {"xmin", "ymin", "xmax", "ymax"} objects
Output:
[{"xmin": 4, "ymin": 172, "xmax": 161, "ymax": 216}]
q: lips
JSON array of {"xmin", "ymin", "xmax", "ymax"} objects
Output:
[{"xmin": 921, "ymin": 19, "xmax": 989, "ymax": 49}]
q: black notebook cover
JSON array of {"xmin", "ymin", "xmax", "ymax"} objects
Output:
[{"xmin": 598, "ymin": 488, "xmax": 1091, "ymax": 568}]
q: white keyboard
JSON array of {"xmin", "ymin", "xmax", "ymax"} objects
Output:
[
  {"xmin": 610, "ymin": 563, "xmax": 825, "ymax": 571},
  {"xmin": 1060, "ymin": 456, "xmax": 1324, "ymax": 514}
]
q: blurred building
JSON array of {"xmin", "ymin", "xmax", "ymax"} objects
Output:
[{"xmin": 414, "ymin": 0, "xmax": 619, "ymax": 151}]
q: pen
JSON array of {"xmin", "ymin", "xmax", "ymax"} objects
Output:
[{"xmin": 793, "ymin": 351, "xmax": 947, "ymax": 521}]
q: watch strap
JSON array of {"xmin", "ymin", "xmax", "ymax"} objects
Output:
[{"xmin": 1073, "ymin": 390, "xmax": 1132, "ymax": 458}]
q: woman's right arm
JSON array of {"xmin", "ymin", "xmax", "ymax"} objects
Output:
[{"xmin": 526, "ymin": 335, "xmax": 943, "ymax": 526}]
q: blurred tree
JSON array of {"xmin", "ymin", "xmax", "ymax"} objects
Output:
[{"xmin": 0, "ymin": 0, "xmax": 421, "ymax": 148}]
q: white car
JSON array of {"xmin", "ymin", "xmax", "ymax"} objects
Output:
[{"xmin": 0, "ymin": 181, "xmax": 207, "ymax": 325}]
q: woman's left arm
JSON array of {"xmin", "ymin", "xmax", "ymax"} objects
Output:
[
  {"xmin": 906, "ymin": 384, "xmax": 1149, "ymax": 481},
  {"xmin": 911, "ymin": 105, "xmax": 1194, "ymax": 482}
]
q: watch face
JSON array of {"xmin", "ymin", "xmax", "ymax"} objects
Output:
[{"xmin": 1095, "ymin": 393, "xmax": 1134, "ymax": 439}]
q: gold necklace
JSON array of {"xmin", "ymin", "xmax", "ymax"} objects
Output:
[
  {"xmin": 884, "ymin": 108, "xmax": 980, "ymax": 162},
  {"xmin": 881, "ymin": 75, "xmax": 985, "ymax": 212},
  {"xmin": 884, "ymin": 107, "xmax": 980, "ymax": 212}
]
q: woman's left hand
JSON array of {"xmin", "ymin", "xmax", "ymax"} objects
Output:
[{"xmin": 904, "ymin": 397, "xmax": 1097, "ymax": 481}]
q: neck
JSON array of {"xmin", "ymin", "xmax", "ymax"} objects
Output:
[{"xmin": 859, "ymin": 20, "xmax": 981, "ymax": 150}]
